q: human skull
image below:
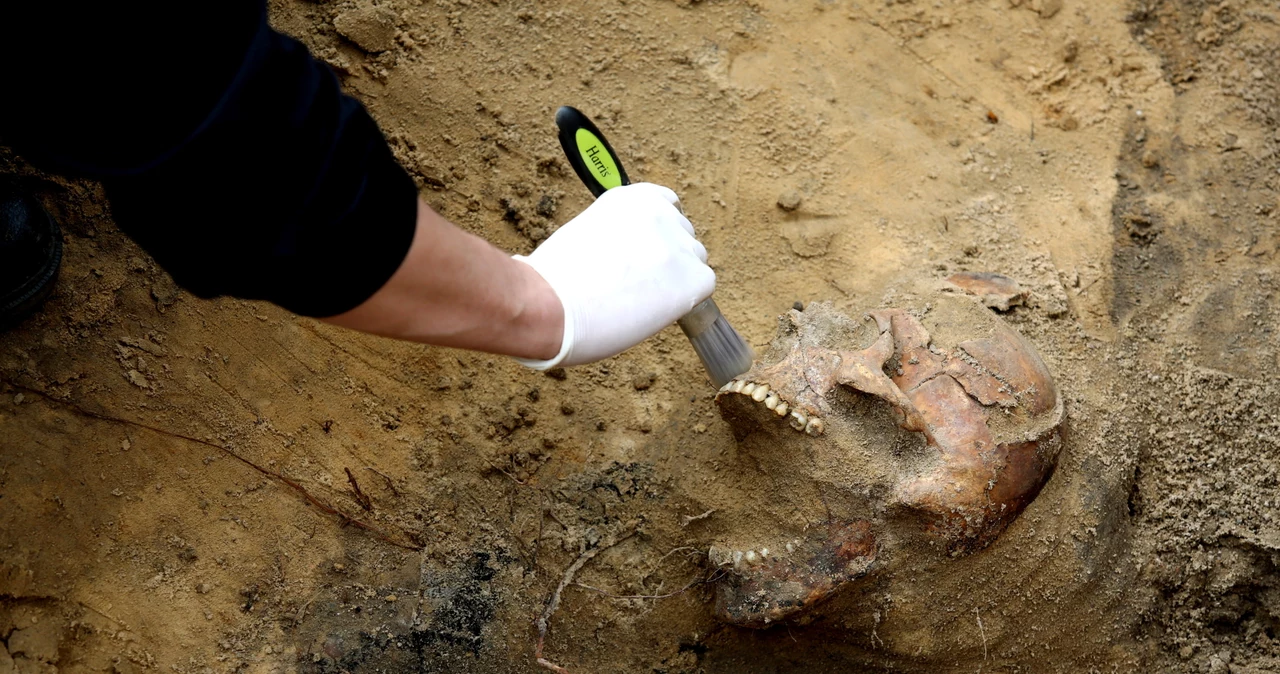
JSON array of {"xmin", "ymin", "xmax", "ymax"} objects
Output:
[{"xmin": 706, "ymin": 275, "xmax": 1063, "ymax": 628}]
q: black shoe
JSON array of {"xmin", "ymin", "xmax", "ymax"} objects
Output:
[{"xmin": 0, "ymin": 182, "xmax": 62, "ymax": 329}]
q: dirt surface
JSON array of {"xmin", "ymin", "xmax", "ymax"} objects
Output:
[{"xmin": 2, "ymin": 0, "xmax": 1279, "ymax": 671}]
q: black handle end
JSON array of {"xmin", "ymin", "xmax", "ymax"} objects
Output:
[{"xmin": 555, "ymin": 106, "xmax": 630, "ymax": 198}]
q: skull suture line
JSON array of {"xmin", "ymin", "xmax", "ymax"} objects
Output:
[{"xmin": 707, "ymin": 281, "xmax": 1063, "ymax": 629}]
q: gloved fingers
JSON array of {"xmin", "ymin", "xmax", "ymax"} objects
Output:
[
  {"xmin": 662, "ymin": 251, "xmax": 716, "ymax": 313},
  {"xmin": 670, "ymin": 210, "xmax": 695, "ymax": 238},
  {"xmin": 643, "ymin": 216, "xmax": 698, "ymax": 251},
  {"xmin": 623, "ymin": 183, "xmax": 694, "ymax": 236},
  {"xmin": 625, "ymin": 182, "xmax": 680, "ymax": 207},
  {"xmin": 663, "ymin": 206, "xmax": 696, "ymax": 237},
  {"xmin": 688, "ymin": 237, "xmax": 709, "ymax": 264},
  {"xmin": 687, "ymin": 255, "xmax": 717, "ymax": 302}
]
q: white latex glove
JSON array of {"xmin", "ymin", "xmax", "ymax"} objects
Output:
[{"xmin": 513, "ymin": 182, "xmax": 715, "ymax": 369}]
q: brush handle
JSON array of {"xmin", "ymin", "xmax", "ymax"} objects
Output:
[
  {"xmin": 555, "ymin": 106, "xmax": 631, "ymax": 197},
  {"xmin": 553, "ymin": 106, "xmax": 752, "ymax": 386}
]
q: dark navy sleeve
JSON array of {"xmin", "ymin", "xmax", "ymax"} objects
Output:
[{"xmin": 0, "ymin": 1, "xmax": 418, "ymax": 317}]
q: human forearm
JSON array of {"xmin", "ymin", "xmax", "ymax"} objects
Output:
[
  {"xmin": 321, "ymin": 198, "xmax": 565, "ymax": 360},
  {"xmin": 325, "ymin": 183, "xmax": 713, "ymax": 370}
]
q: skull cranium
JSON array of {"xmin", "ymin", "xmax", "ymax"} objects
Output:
[{"xmin": 707, "ymin": 280, "xmax": 1063, "ymax": 628}]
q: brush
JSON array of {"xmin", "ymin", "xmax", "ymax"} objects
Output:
[{"xmin": 554, "ymin": 106, "xmax": 754, "ymax": 388}]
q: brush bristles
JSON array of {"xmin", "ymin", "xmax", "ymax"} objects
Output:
[{"xmin": 686, "ymin": 314, "xmax": 754, "ymax": 388}]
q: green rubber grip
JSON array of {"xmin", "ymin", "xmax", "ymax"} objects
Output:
[{"xmin": 555, "ymin": 106, "xmax": 631, "ymax": 197}]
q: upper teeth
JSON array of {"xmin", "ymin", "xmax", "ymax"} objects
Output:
[
  {"xmin": 708, "ymin": 544, "xmax": 790, "ymax": 572},
  {"xmin": 719, "ymin": 380, "xmax": 823, "ymax": 435}
]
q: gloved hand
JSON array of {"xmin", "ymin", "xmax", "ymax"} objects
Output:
[{"xmin": 513, "ymin": 182, "xmax": 715, "ymax": 369}]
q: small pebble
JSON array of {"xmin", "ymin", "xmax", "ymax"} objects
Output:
[
  {"xmin": 776, "ymin": 190, "xmax": 802, "ymax": 211},
  {"xmin": 1062, "ymin": 39, "xmax": 1079, "ymax": 63},
  {"xmin": 333, "ymin": 6, "xmax": 398, "ymax": 53},
  {"xmin": 1038, "ymin": 0, "xmax": 1062, "ymax": 19},
  {"xmin": 632, "ymin": 373, "xmax": 656, "ymax": 391}
]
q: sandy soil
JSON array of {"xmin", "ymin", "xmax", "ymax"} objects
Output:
[{"xmin": 1, "ymin": 0, "xmax": 1278, "ymax": 671}]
